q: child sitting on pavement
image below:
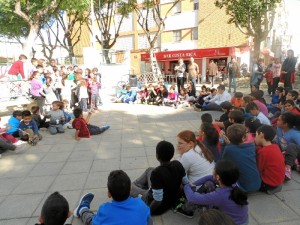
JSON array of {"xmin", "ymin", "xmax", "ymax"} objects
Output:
[
  {"xmin": 222, "ymin": 124, "xmax": 261, "ymax": 192},
  {"xmin": 74, "ymin": 170, "xmax": 152, "ymax": 225},
  {"xmin": 45, "ymin": 101, "xmax": 65, "ymax": 135},
  {"xmin": 72, "ymin": 108, "xmax": 110, "ymax": 141},
  {"xmin": 31, "ymin": 106, "xmax": 49, "ymax": 129},
  {"xmin": 184, "ymin": 159, "xmax": 249, "ymax": 225},
  {"xmin": 255, "ymin": 125, "xmax": 285, "ymax": 194},
  {"xmin": 245, "ymin": 102, "xmax": 270, "ymax": 125},
  {"xmin": 35, "ymin": 192, "xmax": 71, "ymax": 225},
  {"xmin": 6, "ymin": 110, "xmax": 23, "ymax": 137},
  {"xmin": 130, "ymin": 140, "xmax": 188, "ymax": 215},
  {"xmin": 19, "ymin": 110, "xmax": 42, "ymax": 146}
]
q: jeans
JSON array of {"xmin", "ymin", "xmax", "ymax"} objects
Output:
[
  {"xmin": 80, "ymin": 208, "xmax": 94, "ymax": 225},
  {"xmin": 80, "ymin": 98, "xmax": 88, "ymax": 112},
  {"xmin": 189, "ymin": 77, "xmax": 196, "ymax": 86},
  {"xmin": 91, "ymin": 93, "xmax": 100, "ymax": 109},
  {"xmin": 177, "ymin": 77, "xmax": 184, "ymax": 93},
  {"xmin": 88, "ymin": 124, "xmax": 106, "ymax": 135},
  {"xmin": 202, "ymin": 103, "xmax": 222, "ymax": 111},
  {"xmin": 48, "ymin": 124, "xmax": 64, "ymax": 135},
  {"xmin": 272, "ymin": 77, "xmax": 280, "ymax": 95},
  {"xmin": 228, "ymin": 75, "xmax": 236, "ymax": 93},
  {"xmin": 285, "ymin": 143, "xmax": 300, "ymax": 167}
]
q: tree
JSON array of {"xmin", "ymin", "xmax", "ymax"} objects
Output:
[
  {"xmin": 215, "ymin": 0, "xmax": 281, "ymax": 58},
  {"xmin": 90, "ymin": 0, "xmax": 135, "ymax": 64},
  {"xmin": 134, "ymin": 0, "xmax": 181, "ymax": 76},
  {"xmin": 47, "ymin": 1, "xmax": 90, "ymax": 62}
]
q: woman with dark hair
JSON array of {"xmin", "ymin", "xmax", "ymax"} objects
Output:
[
  {"xmin": 184, "ymin": 159, "xmax": 249, "ymax": 225},
  {"xmin": 281, "ymin": 49, "xmax": 297, "ymax": 89},
  {"xmin": 198, "ymin": 209, "xmax": 236, "ymax": 225}
]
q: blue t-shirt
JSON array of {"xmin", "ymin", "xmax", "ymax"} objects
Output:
[
  {"xmin": 92, "ymin": 197, "xmax": 150, "ymax": 225},
  {"xmin": 276, "ymin": 128, "xmax": 300, "ymax": 151},
  {"xmin": 222, "ymin": 143, "xmax": 261, "ymax": 192},
  {"xmin": 18, "ymin": 120, "xmax": 39, "ymax": 135},
  {"xmin": 6, "ymin": 116, "xmax": 20, "ymax": 134}
]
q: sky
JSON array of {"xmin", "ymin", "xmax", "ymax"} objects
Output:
[{"xmin": 285, "ymin": 0, "xmax": 300, "ymax": 56}]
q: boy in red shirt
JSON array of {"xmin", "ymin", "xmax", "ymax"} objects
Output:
[
  {"xmin": 255, "ymin": 125, "xmax": 285, "ymax": 194},
  {"xmin": 230, "ymin": 92, "xmax": 243, "ymax": 108},
  {"xmin": 72, "ymin": 108, "xmax": 110, "ymax": 141}
]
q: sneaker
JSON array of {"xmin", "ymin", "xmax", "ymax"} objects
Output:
[
  {"xmin": 73, "ymin": 193, "xmax": 94, "ymax": 218},
  {"xmin": 174, "ymin": 207, "xmax": 194, "ymax": 219},
  {"xmin": 30, "ymin": 137, "xmax": 39, "ymax": 146},
  {"xmin": 102, "ymin": 125, "xmax": 110, "ymax": 130},
  {"xmin": 14, "ymin": 140, "xmax": 26, "ymax": 146},
  {"xmin": 285, "ymin": 168, "xmax": 292, "ymax": 181}
]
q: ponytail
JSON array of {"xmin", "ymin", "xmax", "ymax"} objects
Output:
[
  {"xmin": 230, "ymin": 186, "xmax": 248, "ymax": 206},
  {"xmin": 197, "ymin": 140, "xmax": 214, "ymax": 163}
]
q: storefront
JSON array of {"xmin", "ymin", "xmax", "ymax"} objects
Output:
[{"xmin": 141, "ymin": 46, "xmax": 250, "ymax": 82}]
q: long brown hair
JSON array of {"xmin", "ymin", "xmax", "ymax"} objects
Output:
[{"xmin": 177, "ymin": 130, "xmax": 214, "ymax": 163}]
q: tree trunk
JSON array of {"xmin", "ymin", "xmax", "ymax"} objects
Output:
[
  {"xmin": 23, "ymin": 25, "xmax": 38, "ymax": 57},
  {"xmin": 67, "ymin": 37, "xmax": 75, "ymax": 64},
  {"xmin": 149, "ymin": 47, "xmax": 162, "ymax": 82},
  {"xmin": 103, "ymin": 49, "xmax": 111, "ymax": 64},
  {"xmin": 253, "ymin": 36, "xmax": 262, "ymax": 59}
]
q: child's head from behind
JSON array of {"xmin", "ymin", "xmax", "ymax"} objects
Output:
[
  {"xmin": 156, "ymin": 140, "xmax": 174, "ymax": 162},
  {"xmin": 39, "ymin": 192, "xmax": 70, "ymax": 225},
  {"xmin": 228, "ymin": 110, "xmax": 244, "ymax": 124},
  {"xmin": 22, "ymin": 110, "xmax": 32, "ymax": 124},
  {"xmin": 201, "ymin": 113, "xmax": 213, "ymax": 123},
  {"xmin": 200, "ymin": 123, "xmax": 219, "ymax": 146},
  {"xmin": 31, "ymin": 106, "xmax": 40, "ymax": 115},
  {"xmin": 198, "ymin": 209, "xmax": 235, "ymax": 225},
  {"xmin": 245, "ymin": 117, "xmax": 262, "ymax": 134},
  {"xmin": 73, "ymin": 108, "xmax": 83, "ymax": 118},
  {"xmin": 220, "ymin": 101, "xmax": 232, "ymax": 112},
  {"xmin": 12, "ymin": 110, "xmax": 23, "ymax": 120},
  {"xmin": 227, "ymin": 124, "xmax": 246, "ymax": 145},
  {"xmin": 255, "ymin": 125, "xmax": 276, "ymax": 146},
  {"xmin": 107, "ymin": 170, "xmax": 131, "ymax": 202},
  {"xmin": 214, "ymin": 159, "xmax": 239, "ymax": 186},
  {"xmin": 245, "ymin": 102, "xmax": 259, "ymax": 116}
]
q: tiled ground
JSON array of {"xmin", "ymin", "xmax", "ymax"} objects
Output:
[{"xmin": 1, "ymin": 102, "xmax": 300, "ymax": 225}]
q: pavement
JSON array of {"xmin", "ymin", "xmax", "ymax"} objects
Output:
[{"xmin": 1, "ymin": 93, "xmax": 300, "ymax": 225}]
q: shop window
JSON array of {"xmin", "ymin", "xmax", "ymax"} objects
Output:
[
  {"xmin": 173, "ymin": 2, "xmax": 181, "ymax": 14},
  {"xmin": 173, "ymin": 30, "xmax": 181, "ymax": 42},
  {"xmin": 192, "ymin": 28, "xmax": 198, "ymax": 40}
]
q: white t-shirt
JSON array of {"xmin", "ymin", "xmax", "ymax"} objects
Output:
[
  {"xmin": 257, "ymin": 112, "xmax": 271, "ymax": 125},
  {"xmin": 177, "ymin": 145, "xmax": 215, "ymax": 183}
]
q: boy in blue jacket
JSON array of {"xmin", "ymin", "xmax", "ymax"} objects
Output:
[
  {"xmin": 19, "ymin": 110, "xmax": 42, "ymax": 146},
  {"xmin": 6, "ymin": 110, "xmax": 22, "ymax": 137},
  {"xmin": 74, "ymin": 170, "xmax": 152, "ymax": 225}
]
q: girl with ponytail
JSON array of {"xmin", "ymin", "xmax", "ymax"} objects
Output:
[{"xmin": 184, "ymin": 159, "xmax": 249, "ymax": 225}]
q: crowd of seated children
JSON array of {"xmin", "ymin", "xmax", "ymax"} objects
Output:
[
  {"xmin": 201, "ymin": 85, "xmax": 231, "ymax": 111},
  {"xmin": 194, "ymin": 88, "xmax": 217, "ymax": 110},
  {"xmin": 245, "ymin": 102, "xmax": 270, "ymax": 125},
  {"xmin": 194, "ymin": 85, "xmax": 210, "ymax": 106}
]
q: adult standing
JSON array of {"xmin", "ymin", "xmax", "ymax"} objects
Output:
[
  {"xmin": 271, "ymin": 58, "xmax": 282, "ymax": 95},
  {"xmin": 175, "ymin": 58, "xmax": 186, "ymax": 94},
  {"xmin": 187, "ymin": 57, "xmax": 199, "ymax": 86},
  {"xmin": 250, "ymin": 58, "xmax": 264, "ymax": 90},
  {"xmin": 227, "ymin": 58, "xmax": 240, "ymax": 93},
  {"xmin": 208, "ymin": 60, "xmax": 218, "ymax": 87},
  {"xmin": 281, "ymin": 49, "xmax": 297, "ymax": 89}
]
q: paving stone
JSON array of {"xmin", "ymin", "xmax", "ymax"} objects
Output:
[
  {"xmin": 84, "ymin": 171, "xmax": 109, "ymax": 189},
  {"xmin": 275, "ymin": 190, "xmax": 300, "ymax": 216},
  {"xmin": 49, "ymin": 173, "xmax": 88, "ymax": 192},
  {"xmin": 29, "ymin": 162, "xmax": 65, "ymax": 177},
  {"xmin": 40, "ymin": 151, "xmax": 71, "ymax": 163},
  {"xmin": 248, "ymin": 193, "xmax": 299, "ymax": 224},
  {"xmin": 121, "ymin": 156, "xmax": 149, "ymax": 170},
  {"xmin": 2, "ymin": 164, "xmax": 35, "ymax": 178},
  {"xmin": 0, "ymin": 193, "xmax": 45, "ymax": 219},
  {"xmin": 96, "ymin": 148, "xmax": 120, "ymax": 159},
  {"xmin": 91, "ymin": 159, "xmax": 120, "ymax": 172},
  {"xmin": 14, "ymin": 152, "xmax": 47, "ymax": 165},
  {"xmin": 161, "ymin": 210, "xmax": 199, "ymax": 224},
  {"xmin": 49, "ymin": 143, "xmax": 76, "ymax": 152},
  {"xmin": 1, "ymin": 218, "xmax": 29, "ymax": 225},
  {"xmin": 68, "ymin": 150, "xmax": 97, "ymax": 161},
  {"xmin": 12, "ymin": 175, "xmax": 55, "ymax": 194},
  {"xmin": 121, "ymin": 147, "xmax": 147, "ymax": 158},
  {"xmin": 60, "ymin": 161, "xmax": 93, "ymax": 175},
  {"xmin": 0, "ymin": 177, "xmax": 23, "ymax": 196}
]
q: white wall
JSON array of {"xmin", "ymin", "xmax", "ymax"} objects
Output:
[
  {"xmin": 161, "ymin": 40, "xmax": 198, "ymax": 51},
  {"xmin": 164, "ymin": 11, "xmax": 198, "ymax": 31}
]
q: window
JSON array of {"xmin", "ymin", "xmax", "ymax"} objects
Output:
[
  {"xmin": 173, "ymin": 2, "xmax": 181, "ymax": 14},
  {"xmin": 173, "ymin": 30, "xmax": 181, "ymax": 42},
  {"xmin": 194, "ymin": 2, "xmax": 199, "ymax": 10},
  {"xmin": 192, "ymin": 28, "xmax": 198, "ymax": 40}
]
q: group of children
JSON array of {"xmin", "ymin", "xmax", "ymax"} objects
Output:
[{"xmin": 24, "ymin": 57, "xmax": 103, "ymax": 116}]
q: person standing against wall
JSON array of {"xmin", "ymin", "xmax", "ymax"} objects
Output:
[
  {"xmin": 175, "ymin": 58, "xmax": 186, "ymax": 94},
  {"xmin": 281, "ymin": 49, "xmax": 297, "ymax": 89},
  {"xmin": 188, "ymin": 57, "xmax": 199, "ymax": 86},
  {"xmin": 208, "ymin": 60, "xmax": 218, "ymax": 87},
  {"xmin": 227, "ymin": 58, "xmax": 240, "ymax": 94}
]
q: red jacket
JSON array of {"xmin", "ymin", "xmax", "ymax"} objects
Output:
[
  {"xmin": 8, "ymin": 60, "xmax": 25, "ymax": 79},
  {"xmin": 256, "ymin": 144, "xmax": 285, "ymax": 187}
]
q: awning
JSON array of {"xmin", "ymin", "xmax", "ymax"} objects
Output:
[{"xmin": 141, "ymin": 47, "xmax": 238, "ymax": 61}]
